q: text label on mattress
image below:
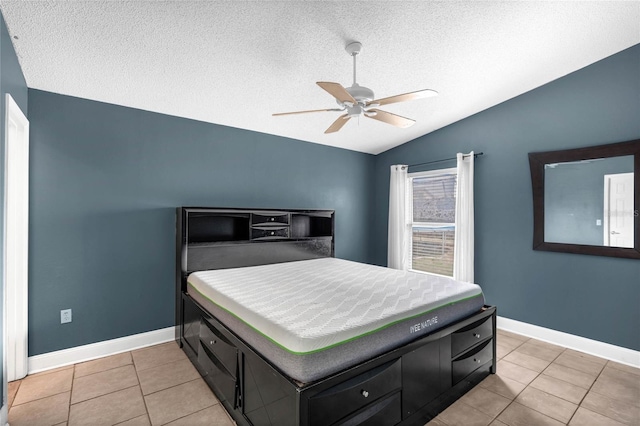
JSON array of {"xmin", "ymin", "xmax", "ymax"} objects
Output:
[{"xmin": 410, "ymin": 316, "xmax": 438, "ymax": 334}]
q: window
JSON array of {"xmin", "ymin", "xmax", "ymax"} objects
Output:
[{"xmin": 409, "ymin": 168, "xmax": 457, "ymax": 276}]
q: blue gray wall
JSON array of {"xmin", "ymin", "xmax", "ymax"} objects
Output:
[
  {"xmin": 372, "ymin": 44, "xmax": 640, "ymax": 350},
  {"xmin": 0, "ymin": 12, "xmax": 27, "ymax": 408},
  {"xmin": 27, "ymin": 90, "xmax": 375, "ymax": 356}
]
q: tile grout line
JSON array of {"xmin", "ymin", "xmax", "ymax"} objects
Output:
[
  {"xmin": 67, "ymin": 363, "xmax": 76, "ymax": 424},
  {"xmin": 69, "ymin": 384, "xmax": 140, "ymax": 408},
  {"xmin": 431, "ymin": 335, "xmax": 639, "ymax": 426},
  {"xmin": 565, "ymin": 360, "xmax": 610, "ymax": 425},
  {"xmin": 493, "ymin": 346, "xmax": 567, "ymax": 425},
  {"xmin": 490, "ymin": 342, "xmax": 630, "ymax": 426},
  {"xmin": 9, "ymin": 367, "xmax": 76, "ymax": 409},
  {"xmin": 26, "ymin": 365, "xmax": 75, "ymax": 379},
  {"xmin": 69, "ymin": 350, "xmax": 147, "ymax": 425},
  {"xmin": 9, "ymin": 388, "xmax": 71, "ymax": 409},
  {"xmin": 134, "ymin": 355, "xmax": 189, "ymax": 375},
  {"xmin": 142, "ymin": 376, "xmax": 204, "ymax": 398},
  {"xmin": 512, "ymin": 344, "xmax": 638, "ymax": 425},
  {"xmin": 461, "ymin": 339, "xmax": 564, "ymax": 424},
  {"xmin": 438, "ymin": 342, "xmax": 524, "ymax": 425},
  {"xmin": 158, "ymin": 402, "xmax": 219, "ymax": 426},
  {"xmin": 113, "ymin": 413, "xmax": 150, "ymax": 426},
  {"xmin": 64, "ymin": 346, "xmax": 192, "ymax": 425},
  {"xmin": 7, "ymin": 380, "xmax": 22, "ymax": 411},
  {"xmin": 133, "ymin": 351, "xmax": 212, "ymax": 424},
  {"xmin": 131, "ymin": 350, "xmax": 154, "ymax": 425},
  {"xmin": 74, "ymin": 359, "xmax": 134, "ymax": 379}
]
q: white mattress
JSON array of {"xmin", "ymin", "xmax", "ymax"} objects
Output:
[{"xmin": 187, "ymin": 258, "xmax": 483, "ymax": 355}]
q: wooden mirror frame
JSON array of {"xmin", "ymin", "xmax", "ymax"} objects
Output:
[{"xmin": 529, "ymin": 139, "xmax": 640, "ymax": 259}]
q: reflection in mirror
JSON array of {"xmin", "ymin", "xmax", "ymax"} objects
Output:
[
  {"xmin": 529, "ymin": 139, "xmax": 639, "ymax": 259},
  {"xmin": 544, "ymin": 155, "xmax": 634, "ymax": 247}
]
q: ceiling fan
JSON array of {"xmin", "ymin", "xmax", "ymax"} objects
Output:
[{"xmin": 273, "ymin": 42, "xmax": 438, "ymax": 134}]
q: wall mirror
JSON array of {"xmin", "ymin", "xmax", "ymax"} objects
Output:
[{"xmin": 529, "ymin": 140, "xmax": 639, "ymax": 259}]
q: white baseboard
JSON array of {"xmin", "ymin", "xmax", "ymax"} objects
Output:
[
  {"xmin": 28, "ymin": 327, "xmax": 175, "ymax": 375},
  {"xmin": 1, "ymin": 404, "xmax": 7, "ymax": 426},
  {"xmin": 25, "ymin": 318, "xmax": 640, "ymax": 375},
  {"xmin": 497, "ymin": 316, "xmax": 640, "ymax": 368}
]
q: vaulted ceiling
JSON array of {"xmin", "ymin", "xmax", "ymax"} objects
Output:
[{"xmin": 1, "ymin": 1, "xmax": 638, "ymax": 154}]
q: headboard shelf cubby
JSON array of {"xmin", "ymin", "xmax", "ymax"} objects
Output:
[{"xmin": 177, "ymin": 206, "xmax": 335, "ymax": 274}]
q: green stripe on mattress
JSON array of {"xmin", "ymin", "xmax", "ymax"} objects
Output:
[{"xmin": 187, "ymin": 280, "xmax": 482, "ymax": 356}]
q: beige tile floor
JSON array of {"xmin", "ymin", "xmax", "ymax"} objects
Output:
[{"xmin": 7, "ymin": 331, "xmax": 640, "ymax": 426}]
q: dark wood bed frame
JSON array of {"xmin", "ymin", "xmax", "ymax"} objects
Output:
[{"xmin": 176, "ymin": 207, "xmax": 496, "ymax": 426}]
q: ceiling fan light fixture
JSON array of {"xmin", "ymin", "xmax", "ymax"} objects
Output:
[{"xmin": 347, "ymin": 104, "xmax": 363, "ymax": 118}]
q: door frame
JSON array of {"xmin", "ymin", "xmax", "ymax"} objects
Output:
[
  {"xmin": 603, "ymin": 172, "xmax": 634, "ymax": 247},
  {"xmin": 3, "ymin": 93, "xmax": 29, "ymax": 391}
]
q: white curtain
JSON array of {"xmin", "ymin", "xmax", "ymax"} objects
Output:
[
  {"xmin": 388, "ymin": 165, "xmax": 409, "ymax": 270},
  {"xmin": 453, "ymin": 152, "xmax": 475, "ymax": 282}
]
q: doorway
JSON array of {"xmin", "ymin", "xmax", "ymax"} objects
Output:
[
  {"xmin": 3, "ymin": 93, "xmax": 29, "ymax": 383},
  {"xmin": 603, "ymin": 172, "xmax": 634, "ymax": 248}
]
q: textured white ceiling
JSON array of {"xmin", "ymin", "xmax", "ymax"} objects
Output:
[{"xmin": 1, "ymin": 1, "xmax": 638, "ymax": 154}]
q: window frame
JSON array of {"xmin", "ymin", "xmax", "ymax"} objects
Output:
[{"xmin": 407, "ymin": 167, "xmax": 458, "ymax": 277}]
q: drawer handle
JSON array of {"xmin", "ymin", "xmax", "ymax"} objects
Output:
[
  {"xmin": 270, "ymin": 217, "xmax": 275, "ymax": 221},
  {"xmin": 361, "ymin": 390, "xmax": 369, "ymax": 398},
  {"xmin": 271, "ymin": 231, "xmax": 275, "ymax": 235},
  {"xmin": 210, "ymin": 340, "xmax": 216, "ymax": 345},
  {"xmin": 473, "ymin": 333, "xmax": 481, "ymax": 339},
  {"xmin": 473, "ymin": 358, "xmax": 482, "ymax": 364}
]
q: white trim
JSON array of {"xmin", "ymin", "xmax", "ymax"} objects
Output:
[
  {"xmin": 497, "ymin": 316, "xmax": 640, "ymax": 368},
  {"xmin": 603, "ymin": 173, "xmax": 611, "ymax": 244},
  {"xmin": 28, "ymin": 327, "xmax": 175, "ymax": 374},
  {"xmin": 4, "ymin": 93, "xmax": 30, "ymax": 384},
  {"xmin": 408, "ymin": 268, "xmax": 452, "ymax": 280},
  {"xmin": 603, "ymin": 172, "xmax": 634, "ymax": 248},
  {"xmin": 24, "ymin": 318, "xmax": 640, "ymax": 375},
  {"xmin": 0, "ymin": 404, "xmax": 6, "ymax": 426},
  {"xmin": 408, "ymin": 167, "xmax": 457, "ymax": 178}
]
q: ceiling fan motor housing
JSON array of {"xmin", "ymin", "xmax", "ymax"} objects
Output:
[{"xmin": 338, "ymin": 83, "xmax": 375, "ymax": 107}]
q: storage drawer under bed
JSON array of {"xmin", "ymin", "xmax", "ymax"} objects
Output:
[
  {"xmin": 452, "ymin": 338, "xmax": 493, "ymax": 385},
  {"xmin": 198, "ymin": 342, "xmax": 239, "ymax": 407},
  {"xmin": 197, "ymin": 317, "xmax": 240, "ymax": 409},
  {"xmin": 335, "ymin": 391, "xmax": 402, "ymax": 426},
  {"xmin": 308, "ymin": 358, "xmax": 402, "ymax": 426},
  {"xmin": 451, "ymin": 315, "xmax": 493, "ymax": 357},
  {"xmin": 199, "ymin": 318, "xmax": 238, "ymax": 378}
]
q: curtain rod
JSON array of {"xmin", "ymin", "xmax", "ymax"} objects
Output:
[{"xmin": 404, "ymin": 152, "xmax": 484, "ymax": 170}]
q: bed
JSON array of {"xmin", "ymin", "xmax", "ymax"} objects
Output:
[{"xmin": 176, "ymin": 207, "xmax": 496, "ymax": 426}]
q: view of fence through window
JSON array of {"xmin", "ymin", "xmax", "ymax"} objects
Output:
[{"xmin": 411, "ymin": 171, "xmax": 457, "ymax": 276}]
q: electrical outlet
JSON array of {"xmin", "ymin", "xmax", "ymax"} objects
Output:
[{"xmin": 61, "ymin": 309, "xmax": 72, "ymax": 324}]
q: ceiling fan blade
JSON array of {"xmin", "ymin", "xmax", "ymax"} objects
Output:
[
  {"xmin": 273, "ymin": 108, "xmax": 342, "ymax": 116},
  {"xmin": 369, "ymin": 89, "xmax": 438, "ymax": 107},
  {"xmin": 365, "ymin": 109, "xmax": 415, "ymax": 128},
  {"xmin": 317, "ymin": 82, "xmax": 357, "ymax": 105},
  {"xmin": 325, "ymin": 114, "xmax": 351, "ymax": 134}
]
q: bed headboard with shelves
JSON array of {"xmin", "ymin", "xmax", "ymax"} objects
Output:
[{"xmin": 175, "ymin": 207, "xmax": 335, "ymax": 333}]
